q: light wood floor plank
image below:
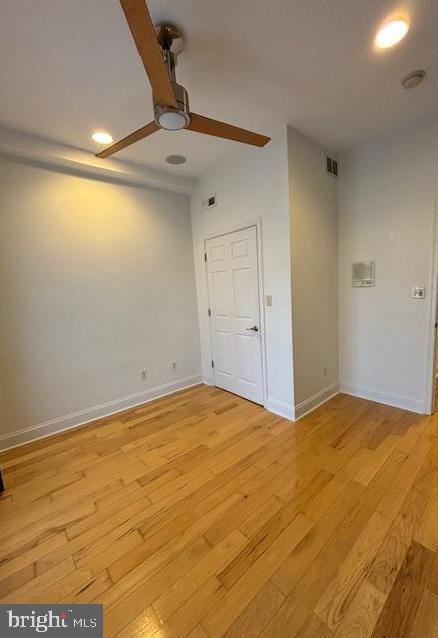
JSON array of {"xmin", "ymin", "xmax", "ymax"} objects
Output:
[{"xmin": 0, "ymin": 385, "xmax": 436, "ymax": 638}]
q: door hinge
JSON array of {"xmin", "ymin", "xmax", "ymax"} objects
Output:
[
  {"xmin": 208, "ymin": 308, "xmax": 211, "ymax": 317},
  {"xmin": 211, "ymin": 360, "xmax": 214, "ymax": 369},
  {"xmin": 204, "ymin": 252, "xmax": 207, "ymax": 262}
]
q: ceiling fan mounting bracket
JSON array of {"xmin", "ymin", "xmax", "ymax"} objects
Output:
[{"xmin": 154, "ymin": 23, "xmax": 184, "ymax": 55}]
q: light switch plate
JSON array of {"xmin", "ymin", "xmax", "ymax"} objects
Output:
[
  {"xmin": 266, "ymin": 295, "xmax": 273, "ymax": 307},
  {"xmin": 411, "ymin": 286, "xmax": 426, "ymax": 299}
]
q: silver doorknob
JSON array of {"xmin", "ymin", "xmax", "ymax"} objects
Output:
[{"xmin": 246, "ymin": 326, "xmax": 259, "ymax": 332}]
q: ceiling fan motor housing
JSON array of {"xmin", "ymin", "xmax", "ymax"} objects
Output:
[
  {"xmin": 153, "ymin": 41, "xmax": 190, "ymax": 130},
  {"xmin": 153, "ymin": 81, "xmax": 190, "ymax": 130}
]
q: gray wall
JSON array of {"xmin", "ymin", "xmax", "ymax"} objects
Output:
[
  {"xmin": 0, "ymin": 157, "xmax": 201, "ymax": 448},
  {"xmin": 191, "ymin": 129, "xmax": 294, "ymax": 418},
  {"xmin": 339, "ymin": 114, "xmax": 438, "ymax": 413},
  {"xmin": 288, "ymin": 127, "xmax": 339, "ymax": 412}
]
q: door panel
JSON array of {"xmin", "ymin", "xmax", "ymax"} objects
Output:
[
  {"xmin": 231, "ymin": 238, "xmax": 249, "ymax": 258},
  {"xmin": 206, "ymin": 226, "xmax": 263, "ymax": 404},
  {"xmin": 234, "ymin": 268, "xmax": 252, "ymax": 318},
  {"xmin": 211, "ymin": 270, "xmax": 232, "ymax": 316}
]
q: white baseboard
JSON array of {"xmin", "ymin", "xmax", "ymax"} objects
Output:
[
  {"xmin": 265, "ymin": 398, "xmax": 294, "ymax": 421},
  {"xmin": 201, "ymin": 375, "xmax": 214, "ymax": 386},
  {"xmin": 0, "ymin": 375, "xmax": 202, "ymax": 451},
  {"xmin": 293, "ymin": 382, "xmax": 340, "ymax": 421},
  {"xmin": 339, "ymin": 380, "xmax": 425, "ymax": 414}
]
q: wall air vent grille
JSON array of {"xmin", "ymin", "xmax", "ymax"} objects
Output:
[
  {"xmin": 201, "ymin": 194, "xmax": 217, "ymax": 212},
  {"xmin": 326, "ymin": 156, "xmax": 338, "ymax": 178},
  {"xmin": 352, "ymin": 261, "xmax": 376, "ymax": 287}
]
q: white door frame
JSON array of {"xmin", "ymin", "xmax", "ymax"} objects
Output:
[
  {"xmin": 425, "ymin": 200, "xmax": 438, "ymax": 414},
  {"xmin": 203, "ymin": 218, "xmax": 268, "ymax": 408}
]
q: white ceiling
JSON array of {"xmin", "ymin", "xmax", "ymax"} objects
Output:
[{"xmin": 1, "ymin": 0, "xmax": 437, "ymax": 178}]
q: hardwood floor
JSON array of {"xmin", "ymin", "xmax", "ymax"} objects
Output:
[{"xmin": 1, "ymin": 384, "xmax": 438, "ymax": 637}]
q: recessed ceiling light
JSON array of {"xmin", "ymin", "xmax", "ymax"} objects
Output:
[
  {"xmin": 401, "ymin": 69, "xmax": 426, "ymax": 89},
  {"xmin": 166, "ymin": 154, "xmax": 187, "ymax": 165},
  {"xmin": 91, "ymin": 131, "xmax": 113, "ymax": 144},
  {"xmin": 375, "ymin": 19, "xmax": 409, "ymax": 49}
]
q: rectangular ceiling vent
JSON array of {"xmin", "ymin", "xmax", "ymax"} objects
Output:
[
  {"xmin": 326, "ymin": 156, "xmax": 338, "ymax": 178},
  {"xmin": 352, "ymin": 261, "xmax": 376, "ymax": 287},
  {"xmin": 201, "ymin": 194, "xmax": 217, "ymax": 212}
]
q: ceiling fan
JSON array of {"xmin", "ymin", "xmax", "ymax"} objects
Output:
[{"xmin": 95, "ymin": 0, "xmax": 270, "ymax": 158}]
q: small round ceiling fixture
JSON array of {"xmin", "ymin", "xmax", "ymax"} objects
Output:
[
  {"xmin": 156, "ymin": 109, "xmax": 190, "ymax": 131},
  {"xmin": 91, "ymin": 131, "xmax": 113, "ymax": 144},
  {"xmin": 375, "ymin": 19, "xmax": 409, "ymax": 49},
  {"xmin": 166, "ymin": 154, "xmax": 187, "ymax": 165},
  {"xmin": 401, "ymin": 69, "xmax": 426, "ymax": 89}
]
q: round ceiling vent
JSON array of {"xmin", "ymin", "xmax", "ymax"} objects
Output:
[
  {"xmin": 401, "ymin": 69, "xmax": 426, "ymax": 89},
  {"xmin": 166, "ymin": 154, "xmax": 187, "ymax": 165}
]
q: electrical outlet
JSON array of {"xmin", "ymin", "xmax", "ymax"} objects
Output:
[
  {"xmin": 172, "ymin": 361, "xmax": 177, "ymax": 371},
  {"xmin": 141, "ymin": 369, "xmax": 148, "ymax": 381}
]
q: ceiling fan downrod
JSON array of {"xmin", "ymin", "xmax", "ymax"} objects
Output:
[{"xmin": 153, "ymin": 24, "xmax": 190, "ymax": 130}]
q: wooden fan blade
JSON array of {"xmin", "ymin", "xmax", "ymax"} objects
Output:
[
  {"xmin": 187, "ymin": 113, "xmax": 270, "ymax": 147},
  {"xmin": 95, "ymin": 121, "xmax": 160, "ymax": 158},
  {"xmin": 119, "ymin": 0, "xmax": 177, "ymax": 108}
]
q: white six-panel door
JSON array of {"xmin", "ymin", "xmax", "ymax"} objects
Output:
[{"xmin": 206, "ymin": 226, "xmax": 263, "ymax": 404}]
